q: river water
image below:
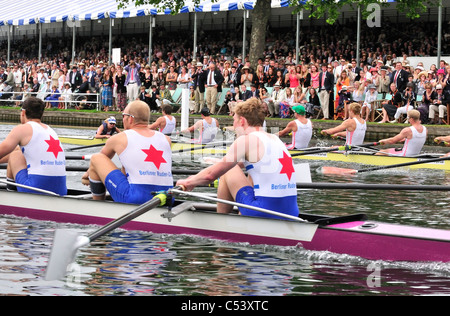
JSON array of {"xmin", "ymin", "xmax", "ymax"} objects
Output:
[{"xmin": 0, "ymin": 124, "xmax": 449, "ymax": 297}]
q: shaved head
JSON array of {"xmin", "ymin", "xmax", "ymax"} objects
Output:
[{"xmin": 126, "ymin": 100, "xmax": 150, "ymax": 125}]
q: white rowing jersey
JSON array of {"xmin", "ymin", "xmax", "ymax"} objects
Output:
[
  {"xmin": 345, "ymin": 117, "xmax": 367, "ymax": 146},
  {"xmin": 197, "ymin": 118, "xmax": 218, "ymax": 144},
  {"xmin": 160, "ymin": 116, "xmax": 176, "ymax": 135},
  {"xmin": 287, "ymin": 119, "xmax": 312, "ymax": 150},
  {"xmin": 400, "ymin": 125, "xmax": 427, "ymax": 156},
  {"xmin": 119, "ymin": 129, "xmax": 173, "ymax": 187},
  {"xmin": 243, "ymin": 131, "xmax": 299, "ymax": 217},
  {"xmin": 20, "ymin": 121, "xmax": 66, "ymax": 195}
]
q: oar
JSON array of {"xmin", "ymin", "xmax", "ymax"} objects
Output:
[
  {"xmin": 45, "ymin": 187, "xmax": 181, "ymax": 281},
  {"xmin": 170, "ymin": 188, "xmax": 306, "ymax": 222},
  {"xmin": 0, "ymin": 179, "xmax": 60, "ymax": 196},
  {"xmin": 290, "ymin": 142, "xmax": 380, "ymax": 157},
  {"xmin": 69, "ymin": 142, "xmax": 106, "ymax": 151},
  {"xmin": 171, "ymin": 139, "xmax": 233, "ymax": 154},
  {"xmin": 296, "ymin": 182, "xmax": 450, "ymax": 191},
  {"xmin": 319, "ymin": 155, "xmax": 450, "ymax": 175}
]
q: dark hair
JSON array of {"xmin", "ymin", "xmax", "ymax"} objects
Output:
[
  {"xmin": 22, "ymin": 97, "xmax": 45, "ymax": 120},
  {"xmin": 162, "ymin": 104, "xmax": 173, "ymax": 115}
]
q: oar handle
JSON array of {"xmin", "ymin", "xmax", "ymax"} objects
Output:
[{"xmin": 86, "ymin": 187, "xmax": 182, "ymax": 242}]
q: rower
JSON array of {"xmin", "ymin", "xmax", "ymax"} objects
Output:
[
  {"xmin": 148, "ymin": 104, "xmax": 176, "ymax": 135},
  {"xmin": 181, "ymin": 107, "xmax": 219, "ymax": 144},
  {"xmin": 321, "ymin": 102, "xmax": 367, "ymax": 146},
  {"xmin": 0, "ymin": 97, "xmax": 67, "ymax": 195},
  {"xmin": 275, "ymin": 105, "xmax": 312, "ymax": 150},
  {"xmin": 176, "ymin": 98, "xmax": 299, "ymax": 220},
  {"xmin": 83, "ymin": 100, "xmax": 173, "ymax": 203},
  {"xmin": 95, "ymin": 116, "xmax": 121, "ymax": 139},
  {"xmin": 378, "ymin": 109, "xmax": 427, "ymax": 156}
]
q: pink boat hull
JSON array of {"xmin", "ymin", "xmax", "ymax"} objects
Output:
[{"xmin": 1, "ymin": 202, "xmax": 449, "ymax": 263}]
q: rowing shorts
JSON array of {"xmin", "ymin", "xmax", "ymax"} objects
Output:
[
  {"xmin": 235, "ymin": 185, "xmax": 299, "ymax": 220},
  {"xmin": 105, "ymin": 169, "xmax": 172, "ymax": 204},
  {"xmin": 15, "ymin": 168, "xmax": 67, "ymax": 196}
]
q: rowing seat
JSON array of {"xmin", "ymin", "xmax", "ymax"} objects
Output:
[
  {"xmin": 370, "ymin": 94, "xmax": 387, "ymax": 122},
  {"xmin": 216, "ymin": 88, "xmax": 229, "ymax": 115}
]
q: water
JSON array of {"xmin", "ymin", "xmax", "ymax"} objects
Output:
[{"xmin": 0, "ymin": 124, "xmax": 449, "ymax": 296}]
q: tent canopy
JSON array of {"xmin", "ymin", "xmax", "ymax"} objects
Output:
[{"xmin": 0, "ymin": 0, "xmax": 292, "ymax": 26}]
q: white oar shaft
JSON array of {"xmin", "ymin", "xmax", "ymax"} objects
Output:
[
  {"xmin": 0, "ymin": 179, "xmax": 59, "ymax": 196},
  {"xmin": 170, "ymin": 189, "xmax": 305, "ymax": 222}
]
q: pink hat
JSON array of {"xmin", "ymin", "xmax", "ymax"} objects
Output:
[{"xmin": 437, "ymin": 69, "xmax": 445, "ymax": 75}]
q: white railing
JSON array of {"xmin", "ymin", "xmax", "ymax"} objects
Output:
[{"xmin": 0, "ymin": 89, "xmax": 101, "ymax": 110}]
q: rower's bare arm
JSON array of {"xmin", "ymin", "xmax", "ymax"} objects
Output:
[
  {"xmin": 176, "ymin": 136, "xmax": 247, "ymax": 190},
  {"xmin": 380, "ymin": 128, "xmax": 411, "ymax": 145},
  {"xmin": 276, "ymin": 121, "xmax": 296, "ymax": 137},
  {"xmin": 0, "ymin": 125, "xmax": 26, "ymax": 159}
]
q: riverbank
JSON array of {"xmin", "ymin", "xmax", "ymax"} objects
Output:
[{"xmin": 1, "ymin": 107, "xmax": 449, "ymax": 144}]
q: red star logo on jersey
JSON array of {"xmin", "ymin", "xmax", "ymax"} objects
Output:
[
  {"xmin": 142, "ymin": 145, "xmax": 167, "ymax": 170},
  {"xmin": 278, "ymin": 151, "xmax": 295, "ymax": 181},
  {"xmin": 45, "ymin": 136, "xmax": 63, "ymax": 159}
]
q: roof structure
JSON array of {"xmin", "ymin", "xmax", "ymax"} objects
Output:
[{"xmin": 0, "ymin": 0, "xmax": 293, "ymax": 26}]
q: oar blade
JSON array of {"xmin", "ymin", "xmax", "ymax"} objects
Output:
[
  {"xmin": 318, "ymin": 166, "xmax": 357, "ymax": 175},
  {"xmin": 45, "ymin": 229, "xmax": 89, "ymax": 281}
]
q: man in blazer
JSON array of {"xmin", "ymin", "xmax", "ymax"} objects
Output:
[
  {"xmin": 202, "ymin": 62, "xmax": 224, "ymax": 115},
  {"xmin": 318, "ymin": 63, "xmax": 334, "ymax": 119},
  {"xmin": 191, "ymin": 62, "xmax": 205, "ymax": 113},
  {"xmin": 68, "ymin": 65, "xmax": 82, "ymax": 90},
  {"xmin": 390, "ymin": 61, "xmax": 409, "ymax": 93}
]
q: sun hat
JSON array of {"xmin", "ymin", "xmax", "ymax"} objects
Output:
[
  {"xmin": 292, "ymin": 105, "xmax": 306, "ymax": 115},
  {"xmin": 107, "ymin": 116, "xmax": 116, "ymax": 124}
]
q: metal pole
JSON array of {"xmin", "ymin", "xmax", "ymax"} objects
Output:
[
  {"xmin": 296, "ymin": 11, "xmax": 300, "ymax": 65},
  {"xmin": 109, "ymin": 18, "xmax": 112, "ymax": 65},
  {"xmin": 437, "ymin": 0, "xmax": 442, "ymax": 66},
  {"xmin": 193, "ymin": 12, "xmax": 197, "ymax": 61},
  {"xmin": 38, "ymin": 23, "xmax": 42, "ymax": 64},
  {"xmin": 71, "ymin": 20, "xmax": 76, "ymax": 65},
  {"xmin": 356, "ymin": 5, "xmax": 361, "ymax": 66},
  {"xmin": 148, "ymin": 15, "xmax": 153, "ymax": 64},
  {"xmin": 242, "ymin": 10, "xmax": 246, "ymax": 59},
  {"xmin": 7, "ymin": 25, "xmax": 10, "ymax": 65}
]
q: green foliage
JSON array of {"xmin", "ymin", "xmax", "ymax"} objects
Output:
[
  {"xmin": 116, "ymin": 0, "xmax": 205, "ymax": 15},
  {"xmin": 290, "ymin": 0, "xmax": 440, "ymax": 24}
]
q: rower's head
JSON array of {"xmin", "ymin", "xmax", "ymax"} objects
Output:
[
  {"xmin": 406, "ymin": 109, "xmax": 420, "ymax": 124},
  {"xmin": 348, "ymin": 102, "xmax": 362, "ymax": 117},
  {"xmin": 21, "ymin": 97, "xmax": 45, "ymax": 123},
  {"xmin": 122, "ymin": 100, "xmax": 150, "ymax": 129},
  {"xmin": 292, "ymin": 105, "xmax": 306, "ymax": 118},
  {"xmin": 200, "ymin": 107, "xmax": 211, "ymax": 117},
  {"xmin": 162, "ymin": 105, "xmax": 173, "ymax": 115},
  {"xmin": 233, "ymin": 97, "xmax": 265, "ymax": 133}
]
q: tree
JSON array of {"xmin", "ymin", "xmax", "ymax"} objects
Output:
[{"xmin": 290, "ymin": 0, "xmax": 440, "ymax": 24}]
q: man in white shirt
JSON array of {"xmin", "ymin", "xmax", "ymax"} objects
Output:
[{"xmin": 267, "ymin": 84, "xmax": 285, "ymax": 117}]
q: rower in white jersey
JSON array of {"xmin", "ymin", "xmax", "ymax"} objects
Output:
[
  {"xmin": 148, "ymin": 105, "xmax": 177, "ymax": 135},
  {"xmin": 181, "ymin": 107, "xmax": 219, "ymax": 144},
  {"xmin": 276, "ymin": 105, "xmax": 312, "ymax": 150},
  {"xmin": 321, "ymin": 102, "xmax": 367, "ymax": 146},
  {"xmin": 84, "ymin": 100, "xmax": 173, "ymax": 204},
  {"xmin": 378, "ymin": 109, "xmax": 427, "ymax": 156},
  {"xmin": 176, "ymin": 98, "xmax": 299, "ymax": 220},
  {"xmin": 0, "ymin": 97, "xmax": 67, "ymax": 195}
]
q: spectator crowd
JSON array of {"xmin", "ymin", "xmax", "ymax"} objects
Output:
[{"xmin": 1, "ymin": 20, "xmax": 450, "ymax": 124}]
